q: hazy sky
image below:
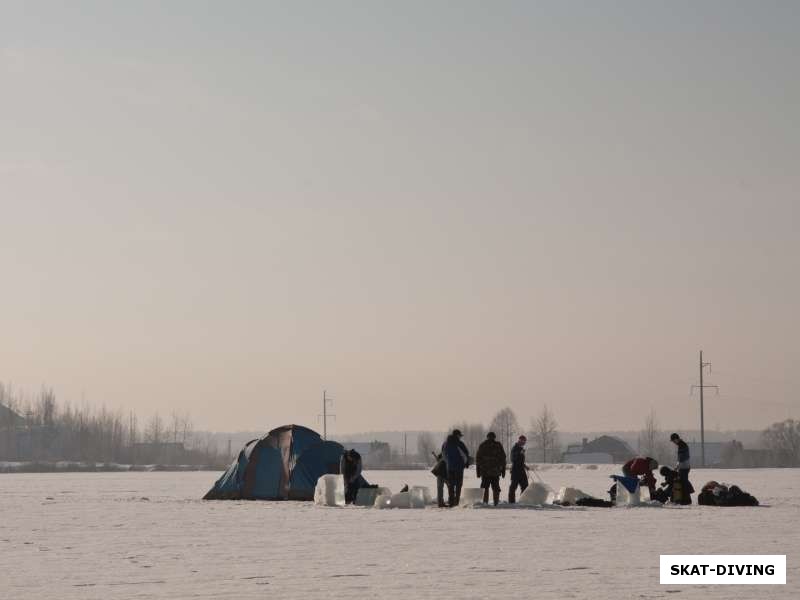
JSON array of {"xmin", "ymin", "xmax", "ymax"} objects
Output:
[{"xmin": 2, "ymin": 1, "xmax": 798, "ymax": 435}]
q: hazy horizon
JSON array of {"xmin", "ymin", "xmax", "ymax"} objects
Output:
[{"xmin": 2, "ymin": 1, "xmax": 798, "ymax": 435}]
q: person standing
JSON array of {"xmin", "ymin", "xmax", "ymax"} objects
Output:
[
  {"xmin": 670, "ymin": 433, "xmax": 692, "ymax": 505},
  {"xmin": 476, "ymin": 431, "xmax": 506, "ymax": 506},
  {"xmin": 508, "ymin": 435, "xmax": 529, "ymax": 503},
  {"xmin": 442, "ymin": 429, "xmax": 471, "ymax": 507}
]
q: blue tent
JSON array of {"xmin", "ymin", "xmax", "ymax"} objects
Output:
[{"xmin": 203, "ymin": 425, "xmax": 344, "ymax": 500}]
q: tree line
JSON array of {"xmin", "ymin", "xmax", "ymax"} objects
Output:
[
  {"xmin": 415, "ymin": 405, "xmax": 560, "ymax": 466},
  {"xmin": 636, "ymin": 409, "xmax": 800, "ymax": 468},
  {"xmin": 0, "ymin": 383, "xmax": 224, "ymax": 466}
]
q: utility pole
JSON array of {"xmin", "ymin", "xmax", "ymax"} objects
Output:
[
  {"xmin": 691, "ymin": 350, "xmax": 719, "ymax": 467},
  {"xmin": 318, "ymin": 390, "xmax": 336, "ymax": 441}
]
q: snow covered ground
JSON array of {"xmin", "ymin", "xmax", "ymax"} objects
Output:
[{"xmin": 1, "ymin": 465, "xmax": 797, "ymax": 599}]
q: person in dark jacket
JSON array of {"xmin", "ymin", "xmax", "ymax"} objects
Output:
[
  {"xmin": 508, "ymin": 435, "xmax": 529, "ymax": 504},
  {"xmin": 340, "ymin": 448, "xmax": 364, "ymax": 504},
  {"xmin": 670, "ymin": 433, "xmax": 692, "ymax": 505},
  {"xmin": 476, "ymin": 432, "xmax": 506, "ymax": 506},
  {"xmin": 622, "ymin": 456, "xmax": 659, "ymax": 496},
  {"xmin": 441, "ymin": 429, "xmax": 471, "ymax": 507}
]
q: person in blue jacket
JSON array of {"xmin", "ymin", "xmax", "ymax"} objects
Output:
[{"xmin": 441, "ymin": 429, "xmax": 471, "ymax": 507}]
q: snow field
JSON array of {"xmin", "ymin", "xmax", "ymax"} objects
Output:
[{"xmin": 1, "ymin": 465, "xmax": 797, "ymax": 599}]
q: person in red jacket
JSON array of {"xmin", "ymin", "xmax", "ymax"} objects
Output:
[{"xmin": 622, "ymin": 457, "xmax": 659, "ymax": 496}]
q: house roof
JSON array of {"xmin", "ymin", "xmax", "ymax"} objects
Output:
[
  {"xmin": 581, "ymin": 435, "xmax": 635, "ymax": 460},
  {"xmin": 0, "ymin": 403, "xmax": 25, "ymax": 426}
]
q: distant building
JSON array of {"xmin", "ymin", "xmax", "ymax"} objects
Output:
[
  {"xmin": 0, "ymin": 403, "xmax": 27, "ymax": 460},
  {"xmin": 720, "ymin": 440, "xmax": 773, "ymax": 468},
  {"xmin": 687, "ymin": 442, "xmax": 725, "ymax": 467},
  {"xmin": 562, "ymin": 436, "xmax": 635, "ymax": 464},
  {"xmin": 0, "ymin": 403, "xmax": 25, "ymax": 427}
]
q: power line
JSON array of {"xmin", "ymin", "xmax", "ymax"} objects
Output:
[
  {"xmin": 691, "ymin": 350, "xmax": 719, "ymax": 467},
  {"xmin": 317, "ymin": 390, "xmax": 336, "ymax": 441}
]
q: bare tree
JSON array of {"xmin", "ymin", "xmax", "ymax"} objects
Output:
[
  {"xmin": 180, "ymin": 413, "xmax": 193, "ymax": 446},
  {"xmin": 170, "ymin": 411, "xmax": 182, "ymax": 444},
  {"xmin": 489, "ymin": 407, "xmax": 520, "ymax": 454},
  {"xmin": 531, "ymin": 405, "xmax": 559, "ymax": 463},
  {"xmin": 38, "ymin": 387, "xmax": 56, "ymax": 429},
  {"xmin": 762, "ymin": 419, "xmax": 800, "ymax": 467},
  {"xmin": 416, "ymin": 431, "xmax": 437, "ymax": 465},
  {"xmin": 128, "ymin": 410, "xmax": 138, "ymax": 449},
  {"xmin": 145, "ymin": 412, "xmax": 164, "ymax": 444},
  {"xmin": 0, "ymin": 384, "xmax": 216, "ymax": 466},
  {"xmin": 637, "ymin": 408, "xmax": 670, "ymax": 464}
]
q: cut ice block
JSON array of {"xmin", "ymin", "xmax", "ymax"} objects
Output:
[
  {"xmin": 389, "ymin": 491, "xmax": 411, "ymax": 508},
  {"xmin": 555, "ymin": 487, "xmax": 590, "ymax": 505},
  {"xmin": 615, "ymin": 481, "xmax": 641, "ymax": 506},
  {"xmin": 314, "ymin": 474, "xmax": 345, "ymax": 507},
  {"xmin": 518, "ymin": 482, "xmax": 552, "ymax": 506},
  {"xmin": 409, "ymin": 486, "xmax": 431, "ymax": 508},
  {"xmin": 459, "ymin": 488, "xmax": 484, "ymax": 507},
  {"xmin": 356, "ymin": 486, "xmax": 391, "ymax": 507},
  {"xmin": 354, "ymin": 487, "xmax": 382, "ymax": 506},
  {"xmin": 374, "ymin": 493, "xmax": 393, "ymax": 509},
  {"xmin": 639, "ymin": 486, "xmax": 651, "ymax": 502}
]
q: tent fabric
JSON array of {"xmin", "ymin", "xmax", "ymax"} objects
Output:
[
  {"xmin": 288, "ymin": 440, "xmax": 346, "ymax": 500},
  {"xmin": 203, "ymin": 425, "xmax": 344, "ymax": 500}
]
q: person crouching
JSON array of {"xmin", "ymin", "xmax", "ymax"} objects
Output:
[
  {"xmin": 622, "ymin": 456, "xmax": 659, "ymax": 497},
  {"xmin": 340, "ymin": 449, "xmax": 364, "ymax": 504}
]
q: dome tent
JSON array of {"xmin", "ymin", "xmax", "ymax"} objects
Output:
[{"xmin": 203, "ymin": 425, "xmax": 344, "ymax": 500}]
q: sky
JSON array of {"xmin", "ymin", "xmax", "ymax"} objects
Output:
[{"xmin": 1, "ymin": 1, "xmax": 798, "ymax": 435}]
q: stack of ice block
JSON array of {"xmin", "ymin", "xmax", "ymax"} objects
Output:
[
  {"xmin": 518, "ymin": 482, "xmax": 553, "ymax": 506},
  {"xmin": 314, "ymin": 474, "xmax": 345, "ymax": 507}
]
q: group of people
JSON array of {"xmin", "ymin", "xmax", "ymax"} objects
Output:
[
  {"xmin": 620, "ymin": 433, "xmax": 694, "ymax": 504},
  {"xmin": 432, "ymin": 429, "xmax": 531, "ymax": 507},
  {"xmin": 341, "ymin": 430, "xmax": 698, "ymax": 508},
  {"xmin": 434, "ymin": 430, "xmax": 698, "ymax": 508}
]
